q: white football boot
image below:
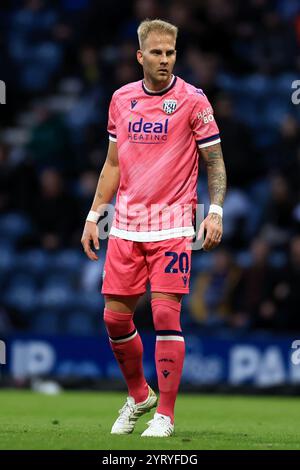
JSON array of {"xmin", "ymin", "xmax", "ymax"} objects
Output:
[
  {"xmin": 111, "ymin": 386, "xmax": 158, "ymax": 435},
  {"xmin": 141, "ymin": 412, "xmax": 174, "ymax": 437}
]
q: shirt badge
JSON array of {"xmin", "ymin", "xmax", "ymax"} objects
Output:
[
  {"xmin": 163, "ymin": 99, "xmax": 177, "ymax": 114},
  {"xmin": 131, "ymin": 99, "xmax": 138, "ymax": 109}
]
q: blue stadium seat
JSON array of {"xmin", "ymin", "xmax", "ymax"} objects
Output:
[
  {"xmin": 50, "ymin": 249, "xmax": 85, "ymax": 274},
  {"xmin": 8, "ymin": 272, "xmax": 37, "ymax": 290},
  {"xmin": 235, "ymin": 251, "xmax": 252, "ymax": 268},
  {"xmin": 75, "ymin": 291, "xmax": 104, "ymax": 313},
  {"xmin": 263, "ymin": 100, "xmax": 292, "ymax": 127},
  {"xmin": 0, "ymin": 247, "xmax": 16, "ymax": 272},
  {"xmin": 42, "ymin": 273, "xmax": 73, "ymax": 289},
  {"xmin": 191, "ymin": 252, "xmax": 214, "ymax": 273},
  {"xmin": 31, "ymin": 310, "xmax": 61, "ymax": 334},
  {"xmin": 38, "ymin": 285, "xmax": 75, "ymax": 310},
  {"xmin": 242, "ymin": 74, "xmax": 270, "ymax": 98},
  {"xmin": 4, "ymin": 284, "xmax": 37, "ymax": 313},
  {"xmin": 65, "ymin": 311, "xmax": 95, "ymax": 335},
  {"xmin": 272, "ymin": 73, "xmax": 299, "ymax": 98},
  {"xmin": 270, "ymin": 251, "xmax": 287, "ymax": 268},
  {"xmin": 16, "ymin": 249, "xmax": 51, "ymax": 275},
  {"xmin": 0, "ymin": 213, "xmax": 32, "ymax": 242}
]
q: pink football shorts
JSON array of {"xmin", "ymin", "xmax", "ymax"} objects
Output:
[{"xmin": 101, "ymin": 235, "xmax": 193, "ymax": 296}]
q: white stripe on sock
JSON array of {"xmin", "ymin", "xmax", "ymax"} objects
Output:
[
  {"xmin": 156, "ymin": 335, "xmax": 185, "ymax": 342},
  {"xmin": 109, "ymin": 330, "xmax": 138, "ymax": 344}
]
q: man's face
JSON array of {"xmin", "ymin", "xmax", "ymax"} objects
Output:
[{"xmin": 137, "ymin": 32, "xmax": 176, "ymax": 85}]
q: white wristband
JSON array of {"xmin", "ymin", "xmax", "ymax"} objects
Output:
[
  {"xmin": 86, "ymin": 210, "xmax": 100, "ymax": 223},
  {"xmin": 208, "ymin": 204, "xmax": 223, "ymax": 218}
]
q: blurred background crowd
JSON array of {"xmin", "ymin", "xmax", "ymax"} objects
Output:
[{"xmin": 0, "ymin": 0, "xmax": 300, "ymax": 336}]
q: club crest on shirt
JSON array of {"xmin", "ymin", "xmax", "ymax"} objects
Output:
[{"xmin": 163, "ymin": 99, "xmax": 177, "ymax": 114}]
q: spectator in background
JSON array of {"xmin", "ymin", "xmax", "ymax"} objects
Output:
[
  {"xmin": 253, "ymin": 11, "xmax": 297, "ymax": 73},
  {"xmin": 77, "ymin": 169, "xmax": 103, "ymax": 219},
  {"xmin": 261, "ymin": 174, "xmax": 294, "ymax": 248},
  {"xmin": 78, "ymin": 45, "xmax": 101, "ymax": 87},
  {"xmin": 30, "ymin": 168, "xmax": 80, "ymax": 250},
  {"xmin": 184, "ymin": 48, "xmax": 221, "ymax": 102},
  {"xmin": 271, "ymin": 236, "xmax": 300, "ymax": 331},
  {"xmin": 189, "ymin": 249, "xmax": 241, "ymax": 328},
  {"xmin": 9, "ymin": 0, "xmax": 62, "ymax": 92},
  {"xmin": 198, "ymin": 0, "xmax": 237, "ymax": 65},
  {"xmin": 27, "ymin": 105, "xmax": 73, "ymax": 175},
  {"xmin": 214, "ymin": 93, "xmax": 263, "ymax": 189},
  {"xmin": 275, "ymin": 115, "xmax": 300, "ymax": 192},
  {"xmin": 0, "ymin": 143, "xmax": 15, "ymax": 213},
  {"xmin": 231, "ymin": 238, "xmax": 278, "ymax": 330},
  {"xmin": 167, "ymin": 2, "xmax": 202, "ymax": 56},
  {"xmin": 0, "ymin": 142, "xmax": 38, "ymax": 215}
]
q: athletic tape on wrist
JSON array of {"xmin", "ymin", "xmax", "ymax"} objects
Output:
[
  {"xmin": 208, "ymin": 204, "xmax": 223, "ymax": 217},
  {"xmin": 86, "ymin": 210, "xmax": 100, "ymax": 223}
]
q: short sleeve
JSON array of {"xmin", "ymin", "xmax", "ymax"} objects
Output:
[
  {"xmin": 190, "ymin": 90, "xmax": 221, "ymax": 148},
  {"xmin": 107, "ymin": 94, "xmax": 117, "ymax": 142}
]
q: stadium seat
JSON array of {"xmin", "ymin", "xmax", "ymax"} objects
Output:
[
  {"xmin": 4, "ymin": 284, "xmax": 37, "ymax": 313},
  {"xmin": 31, "ymin": 310, "xmax": 61, "ymax": 334},
  {"xmin": 0, "ymin": 247, "xmax": 16, "ymax": 272},
  {"xmin": 16, "ymin": 250, "xmax": 51, "ymax": 275},
  {"xmin": 65, "ymin": 311, "xmax": 95, "ymax": 335},
  {"xmin": 50, "ymin": 249, "xmax": 85, "ymax": 273},
  {"xmin": 38, "ymin": 285, "xmax": 75, "ymax": 310},
  {"xmin": 42, "ymin": 273, "xmax": 73, "ymax": 290},
  {"xmin": 0, "ymin": 213, "xmax": 32, "ymax": 242},
  {"xmin": 75, "ymin": 291, "xmax": 104, "ymax": 313}
]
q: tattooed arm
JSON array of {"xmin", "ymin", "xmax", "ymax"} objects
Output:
[
  {"xmin": 81, "ymin": 140, "xmax": 120, "ymax": 260},
  {"xmin": 198, "ymin": 142, "xmax": 227, "ymax": 251}
]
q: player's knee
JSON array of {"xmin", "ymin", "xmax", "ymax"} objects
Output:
[
  {"xmin": 151, "ymin": 298, "xmax": 182, "ymax": 331},
  {"xmin": 103, "ymin": 307, "xmax": 134, "ymax": 337}
]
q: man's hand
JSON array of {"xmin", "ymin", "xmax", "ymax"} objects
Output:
[
  {"xmin": 81, "ymin": 221, "xmax": 100, "ymax": 261},
  {"xmin": 197, "ymin": 213, "xmax": 223, "ymax": 251}
]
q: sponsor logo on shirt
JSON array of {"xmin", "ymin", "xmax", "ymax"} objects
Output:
[
  {"xmin": 163, "ymin": 99, "xmax": 177, "ymax": 114},
  {"xmin": 197, "ymin": 107, "xmax": 214, "ymax": 124},
  {"xmin": 131, "ymin": 99, "xmax": 138, "ymax": 109},
  {"xmin": 128, "ymin": 117, "xmax": 169, "ymax": 143}
]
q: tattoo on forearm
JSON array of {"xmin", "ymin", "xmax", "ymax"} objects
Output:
[
  {"xmin": 200, "ymin": 144, "xmax": 227, "ymax": 207},
  {"xmin": 97, "ymin": 191, "xmax": 103, "ymax": 200}
]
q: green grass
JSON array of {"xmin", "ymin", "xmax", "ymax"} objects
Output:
[{"xmin": 0, "ymin": 390, "xmax": 300, "ymax": 450}]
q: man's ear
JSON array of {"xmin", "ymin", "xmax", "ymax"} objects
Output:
[{"xmin": 136, "ymin": 50, "xmax": 143, "ymax": 66}]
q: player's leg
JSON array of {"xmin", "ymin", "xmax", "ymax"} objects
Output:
[
  {"xmin": 101, "ymin": 237, "xmax": 157, "ymax": 434},
  {"xmin": 142, "ymin": 237, "xmax": 192, "ymax": 437},
  {"xmin": 142, "ymin": 292, "xmax": 184, "ymax": 436},
  {"xmin": 104, "ymin": 294, "xmax": 149, "ymax": 403},
  {"xmin": 104, "ymin": 294, "xmax": 158, "ymax": 434}
]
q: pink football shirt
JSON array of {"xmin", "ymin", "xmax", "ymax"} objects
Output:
[{"xmin": 107, "ymin": 75, "xmax": 221, "ymax": 241}]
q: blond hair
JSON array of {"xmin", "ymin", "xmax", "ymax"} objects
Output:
[{"xmin": 137, "ymin": 19, "xmax": 178, "ymax": 49}]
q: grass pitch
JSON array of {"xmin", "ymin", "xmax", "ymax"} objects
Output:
[{"xmin": 0, "ymin": 390, "xmax": 300, "ymax": 450}]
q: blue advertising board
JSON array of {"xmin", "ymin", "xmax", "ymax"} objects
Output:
[{"xmin": 2, "ymin": 333, "xmax": 300, "ymax": 387}]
